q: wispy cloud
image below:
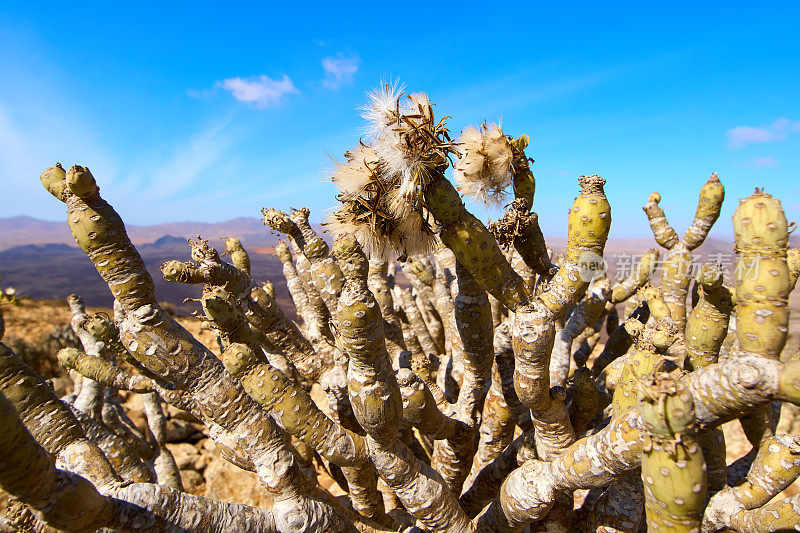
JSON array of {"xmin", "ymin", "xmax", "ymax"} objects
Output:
[
  {"xmin": 218, "ymin": 74, "xmax": 298, "ymax": 108},
  {"xmin": 141, "ymin": 117, "xmax": 236, "ymax": 203},
  {"xmin": 727, "ymin": 118, "xmax": 800, "ymax": 149},
  {"xmin": 748, "ymin": 156, "xmax": 779, "ymax": 168},
  {"xmin": 322, "ymin": 54, "xmax": 360, "ymax": 90}
]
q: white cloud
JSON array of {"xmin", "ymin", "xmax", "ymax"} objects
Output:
[
  {"xmin": 748, "ymin": 156, "xmax": 779, "ymax": 169},
  {"xmin": 322, "ymin": 54, "xmax": 360, "ymax": 90},
  {"xmin": 727, "ymin": 118, "xmax": 800, "ymax": 149},
  {"xmin": 218, "ymin": 74, "xmax": 298, "ymax": 108}
]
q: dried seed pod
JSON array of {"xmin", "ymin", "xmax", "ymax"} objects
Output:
[
  {"xmin": 363, "ymin": 85, "xmax": 454, "ymax": 216},
  {"xmin": 489, "ymin": 201, "xmax": 556, "ymax": 279}
]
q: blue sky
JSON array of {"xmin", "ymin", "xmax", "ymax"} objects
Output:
[{"xmin": 1, "ymin": 2, "xmax": 798, "ymax": 238}]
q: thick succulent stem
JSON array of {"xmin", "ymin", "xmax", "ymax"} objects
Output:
[
  {"xmin": 510, "ymin": 135, "xmax": 535, "ymax": 209},
  {"xmin": 591, "ymin": 301, "xmax": 649, "ymax": 378},
  {"xmin": 222, "ymin": 342, "xmax": 388, "ymax": 525},
  {"xmin": 638, "ymin": 367, "xmax": 707, "ymax": 533},
  {"xmin": 223, "ymin": 237, "xmax": 251, "ymax": 275},
  {"xmin": 586, "ymin": 472, "xmax": 644, "ymax": 533},
  {"xmin": 684, "ymin": 264, "xmax": 732, "ymax": 371},
  {"xmin": 222, "ymin": 343, "xmax": 367, "ymax": 467},
  {"xmin": 568, "ymin": 366, "xmax": 598, "ymax": 436},
  {"xmin": 0, "ymin": 343, "xmax": 121, "ymax": 488},
  {"xmin": 162, "ymin": 246, "xmax": 327, "ymax": 383},
  {"xmin": 423, "ymin": 174, "xmax": 530, "ymax": 311},
  {"xmin": 513, "ymin": 176, "xmax": 610, "ymax": 462},
  {"xmin": 264, "ymin": 207, "xmax": 345, "ymax": 313},
  {"xmin": 42, "ymin": 165, "xmax": 355, "ymax": 531},
  {"xmin": 333, "ymin": 234, "xmax": 402, "ymax": 446},
  {"xmin": 475, "ymin": 410, "xmax": 644, "ymax": 532},
  {"xmin": 68, "ymin": 403, "xmax": 155, "ymax": 484},
  {"xmin": 716, "ymin": 494, "xmax": 800, "ymax": 533},
  {"xmin": 280, "ymin": 238, "xmax": 335, "ymax": 343},
  {"xmin": 460, "ymin": 433, "xmax": 528, "ymax": 518},
  {"xmin": 731, "ymin": 189, "xmax": 791, "ymax": 449},
  {"xmin": 396, "ymin": 287, "xmax": 440, "ymax": 368},
  {"xmin": 401, "ymin": 262, "xmax": 446, "ymax": 353},
  {"xmin": 465, "ymin": 361, "xmax": 515, "ymax": 491},
  {"xmin": 58, "ymin": 347, "xmax": 155, "ymax": 392},
  {"xmin": 452, "ymin": 260, "xmax": 494, "ymax": 423},
  {"xmin": 0, "ymin": 390, "xmax": 117, "ymax": 532},
  {"xmin": 643, "ymin": 174, "xmax": 724, "ymax": 341},
  {"xmin": 551, "ymin": 278, "xmax": 610, "ymax": 381},
  {"xmin": 275, "ymin": 242, "xmax": 313, "ymax": 325},
  {"xmin": 683, "ymin": 173, "xmax": 725, "ymax": 251},
  {"xmin": 610, "ymin": 249, "xmax": 659, "ymax": 305},
  {"xmin": 732, "ymin": 188, "xmax": 791, "ymax": 360},
  {"xmin": 703, "ymin": 435, "xmax": 800, "ymax": 532},
  {"xmin": 643, "ymin": 192, "xmax": 680, "ymax": 250},
  {"xmin": 1, "ymin": 389, "xmax": 289, "ymax": 532},
  {"xmin": 200, "ymin": 285, "xmax": 302, "ymax": 384},
  {"xmin": 611, "ymin": 287, "xmax": 676, "ymax": 418},
  {"xmin": 333, "ymin": 235, "xmax": 470, "ymax": 532},
  {"xmin": 788, "ymin": 247, "xmax": 800, "ymax": 291},
  {"xmin": 367, "ymin": 436, "xmax": 473, "ymax": 533},
  {"xmin": 367, "ymin": 257, "xmax": 409, "ymax": 366},
  {"xmin": 142, "ymin": 392, "xmax": 183, "ymax": 490}
]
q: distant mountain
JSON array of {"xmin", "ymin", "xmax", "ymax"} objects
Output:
[
  {"xmin": 1, "ymin": 216, "xmax": 797, "ymax": 313},
  {"xmin": 0, "ymin": 235, "xmax": 293, "ymax": 315},
  {"xmin": 0, "ymin": 215, "xmax": 337, "ymax": 252}
]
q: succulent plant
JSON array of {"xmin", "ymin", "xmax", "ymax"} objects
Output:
[{"xmin": 1, "ymin": 85, "xmax": 799, "ymax": 533}]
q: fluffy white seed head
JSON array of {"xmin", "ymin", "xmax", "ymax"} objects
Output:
[
  {"xmin": 327, "ymin": 141, "xmax": 437, "ymax": 259},
  {"xmin": 453, "ymin": 123, "xmax": 514, "ymax": 206},
  {"xmin": 361, "ymin": 84, "xmax": 452, "ymax": 219},
  {"xmin": 331, "ymin": 143, "xmax": 382, "ymax": 196}
]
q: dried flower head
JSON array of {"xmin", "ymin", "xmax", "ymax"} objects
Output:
[
  {"xmin": 362, "ymin": 83, "xmax": 455, "ymax": 217},
  {"xmin": 453, "ymin": 123, "xmax": 514, "ymax": 206},
  {"xmin": 326, "ymin": 142, "xmax": 437, "ymax": 259}
]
